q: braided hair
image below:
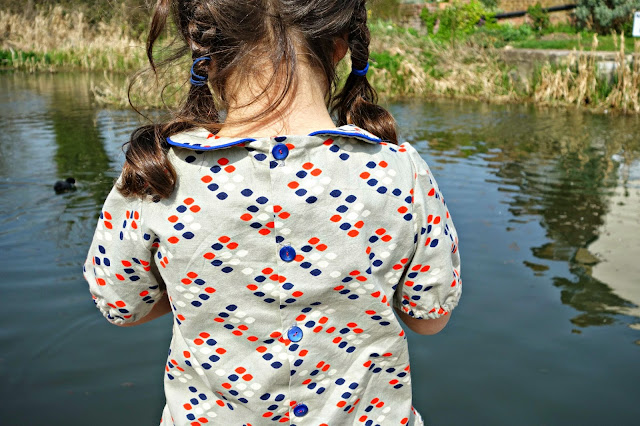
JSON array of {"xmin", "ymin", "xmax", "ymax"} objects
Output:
[
  {"xmin": 120, "ymin": 0, "xmax": 397, "ymax": 199},
  {"xmin": 332, "ymin": 0, "xmax": 397, "ymax": 143}
]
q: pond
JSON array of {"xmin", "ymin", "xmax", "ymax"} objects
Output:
[{"xmin": 0, "ymin": 72, "xmax": 638, "ymax": 425}]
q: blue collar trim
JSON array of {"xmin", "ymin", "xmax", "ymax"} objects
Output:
[
  {"xmin": 167, "ymin": 138, "xmax": 257, "ymax": 151},
  {"xmin": 166, "ymin": 124, "xmax": 383, "ymax": 151},
  {"xmin": 307, "ymin": 129, "xmax": 383, "ymax": 144}
]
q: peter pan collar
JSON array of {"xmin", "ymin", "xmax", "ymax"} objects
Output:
[{"xmin": 166, "ymin": 124, "xmax": 383, "ymax": 151}]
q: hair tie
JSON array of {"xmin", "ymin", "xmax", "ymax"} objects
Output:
[
  {"xmin": 351, "ymin": 62, "xmax": 369, "ymax": 77},
  {"xmin": 190, "ymin": 56, "xmax": 211, "ymax": 87}
]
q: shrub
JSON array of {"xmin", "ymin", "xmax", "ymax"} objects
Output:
[
  {"xmin": 479, "ymin": 0, "xmax": 499, "ymax": 9},
  {"xmin": 574, "ymin": 0, "xmax": 640, "ymax": 35},
  {"xmin": 527, "ymin": 2, "xmax": 550, "ymax": 32},
  {"xmin": 420, "ymin": 0, "xmax": 496, "ymax": 40}
]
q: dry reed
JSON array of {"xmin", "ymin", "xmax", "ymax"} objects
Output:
[
  {"xmin": 3, "ymin": 7, "xmax": 639, "ymax": 113},
  {"xmin": 604, "ymin": 33, "xmax": 640, "ymax": 113},
  {"xmin": 0, "ymin": 6, "xmax": 146, "ymax": 72},
  {"xmin": 533, "ymin": 33, "xmax": 640, "ymax": 112}
]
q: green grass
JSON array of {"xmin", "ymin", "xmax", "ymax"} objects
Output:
[
  {"xmin": 370, "ymin": 51, "xmax": 403, "ymax": 74},
  {"xmin": 511, "ymin": 35, "xmax": 636, "ymax": 53},
  {"xmin": 0, "ymin": 47, "xmax": 147, "ymax": 72}
]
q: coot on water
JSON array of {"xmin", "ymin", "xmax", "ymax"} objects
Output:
[{"xmin": 54, "ymin": 177, "xmax": 76, "ymax": 194}]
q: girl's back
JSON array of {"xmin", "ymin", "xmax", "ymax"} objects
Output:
[{"xmin": 83, "ymin": 1, "xmax": 461, "ymax": 424}]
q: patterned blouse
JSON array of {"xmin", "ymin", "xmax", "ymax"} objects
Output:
[{"xmin": 83, "ymin": 124, "xmax": 462, "ymax": 426}]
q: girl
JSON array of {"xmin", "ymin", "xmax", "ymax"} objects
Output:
[{"xmin": 83, "ymin": 1, "xmax": 462, "ymax": 425}]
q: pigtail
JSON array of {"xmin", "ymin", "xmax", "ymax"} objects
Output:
[
  {"xmin": 120, "ymin": 0, "xmax": 221, "ymax": 200},
  {"xmin": 118, "ymin": 125, "xmax": 176, "ymax": 200},
  {"xmin": 332, "ymin": 1, "xmax": 398, "ymax": 145},
  {"xmin": 120, "ymin": 0, "xmax": 177, "ymax": 200},
  {"xmin": 179, "ymin": 56, "xmax": 219, "ymax": 126},
  {"xmin": 178, "ymin": 6, "xmax": 220, "ymax": 126}
]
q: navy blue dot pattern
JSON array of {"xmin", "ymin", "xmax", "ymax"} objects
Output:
[{"xmin": 83, "ymin": 124, "xmax": 461, "ymax": 426}]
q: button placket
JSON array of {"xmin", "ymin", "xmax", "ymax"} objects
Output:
[
  {"xmin": 271, "ymin": 137, "xmax": 304, "ymax": 414},
  {"xmin": 271, "ymin": 139, "xmax": 289, "ymax": 167},
  {"xmin": 293, "ymin": 403, "xmax": 309, "ymax": 417},
  {"xmin": 272, "ymin": 143, "xmax": 289, "ymax": 159},
  {"xmin": 287, "ymin": 324, "xmax": 303, "ymax": 342},
  {"xmin": 279, "ymin": 244, "xmax": 296, "ymax": 262}
]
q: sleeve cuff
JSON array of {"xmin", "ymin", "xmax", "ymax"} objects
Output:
[{"xmin": 393, "ymin": 294, "xmax": 460, "ymax": 320}]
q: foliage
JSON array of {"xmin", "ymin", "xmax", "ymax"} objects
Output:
[
  {"xmin": 420, "ymin": 0, "xmax": 496, "ymax": 41},
  {"xmin": 473, "ymin": 23, "xmax": 534, "ymax": 47},
  {"xmin": 574, "ymin": 0, "xmax": 640, "ymax": 35},
  {"xmin": 542, "ymin": 23, "xmax": 579, "ymax": 35},
  {"xmin": 527, "ymin": 2, "xmax": 550, "ymax": 32},
  {"xmin": 478, "ymin": 0, "xmax": 499, "ymax": 9},
  {"xmin": 370, "ymin": 51, "xmax": 403, "ymax": 76}
]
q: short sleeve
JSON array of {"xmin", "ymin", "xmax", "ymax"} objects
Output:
[
  {"xmin": 393, "ymin": 143, "xmax": 462, "ymax": 319},
  {"xmin": 82, "ymin": 176, "xmax": 164, "ymax": 325}
]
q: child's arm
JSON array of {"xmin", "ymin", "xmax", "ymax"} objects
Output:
[
  {"xmin": 116, "ymin": 291, "xmax": 172, "ymax": 327},
  {"xmin": 394, "ymin": 307, "xmax": 451, "ymax": 335}
]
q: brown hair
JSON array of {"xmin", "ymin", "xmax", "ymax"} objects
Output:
[{"xmin": 119, "ymin": 0, "xmax": 398, "ymax": 199}]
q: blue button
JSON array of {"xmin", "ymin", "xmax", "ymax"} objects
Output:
[
  {"xmin": 293, "ymin": 403, "xmax": 308, "ymax": 417},
  {"xmin": 287, "ymin": 326, "xmax": 303, "ymax": 342},
  {"xmin": 272, "ymin": 143, "xmax": 289, "ymax": 160},
  {"xmin": 279, "ymin": 246, "xmax": 296, "ymax": 262}
]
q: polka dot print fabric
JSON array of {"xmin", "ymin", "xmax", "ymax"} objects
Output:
[{"xmin": 83, "ymin": 124, "xmax": 462, "ymax": 425}]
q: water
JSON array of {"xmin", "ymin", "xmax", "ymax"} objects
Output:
[{"xmin": 0, "ymin": 72, "xmax": 638, "ymax": 425}]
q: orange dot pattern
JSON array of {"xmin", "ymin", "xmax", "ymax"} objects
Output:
[{"xmin": 84, "ymin": 125, "xmax": 458, "ymax": 426}]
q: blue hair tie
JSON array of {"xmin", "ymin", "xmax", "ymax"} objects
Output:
[
  {"xmin": 351, "ymin": 62, "xmax": 370, "ymax": 77},
  {"xmin": 190, "ymin": 56, "xmax": 211, "ymax": 87}
]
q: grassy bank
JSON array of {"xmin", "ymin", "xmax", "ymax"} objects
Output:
[
  {"xmin": 371, "ymin": 21, "xmax": 640, "ymax": 113},
  {"xmin": 2, "ymin": 6, "xmax": 639, "ymax": 113},
  {"xmin": 0, "ymin": 7, "xmax": 147, "ymax": 73}
]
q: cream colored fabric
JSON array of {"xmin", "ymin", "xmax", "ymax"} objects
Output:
[{"xmin": 83, "ymin": 124, "xmax": 461, "ymax": 425}]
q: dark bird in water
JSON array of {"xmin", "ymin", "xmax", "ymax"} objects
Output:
[{"xmin": 54, "ymin": 177, "xmax": 76, "ymax": 194}]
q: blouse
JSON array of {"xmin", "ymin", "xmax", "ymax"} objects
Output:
[{"xmin": 83, "ymin": 124, "xmax": 462, "ymax": 426}]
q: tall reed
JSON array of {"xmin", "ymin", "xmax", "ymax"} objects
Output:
[
  {"xmin": 3, "ymin": 6, "xmax": 638, "ymax": 113},
  {"xmin": 533, "ymin": 32, "xmax": 640, "ymax": 112},
  {"xmin": 0, "ymin": 6, "xmax": 146, "ymax": 72},
  {"xmin": 605, "ymin": 33, "xmax": 640, "ymax": 113}
]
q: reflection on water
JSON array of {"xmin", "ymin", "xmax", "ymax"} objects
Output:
[
  {"xmin": 0, "ymin": 73, "xmax": 167, "ymax": 426},
  {"xmin": 588, "ymin": 161, "xmax": 640, "ymax": 321},
  {"xmin": 0, "ymin": 74, "xmax": 639, "ymax": 426},
  {"xmin": 394, "ymin": 101, "xmax": 640, "ymax": 329}
]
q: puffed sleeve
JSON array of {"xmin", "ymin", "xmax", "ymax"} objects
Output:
[
  {"xmin": 82, "ymin": 176, "xmax": 164, "ymax": 325},
  {"xmin": 393, "ymin": 143, "xmax": 462, "ymax": 319}
]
